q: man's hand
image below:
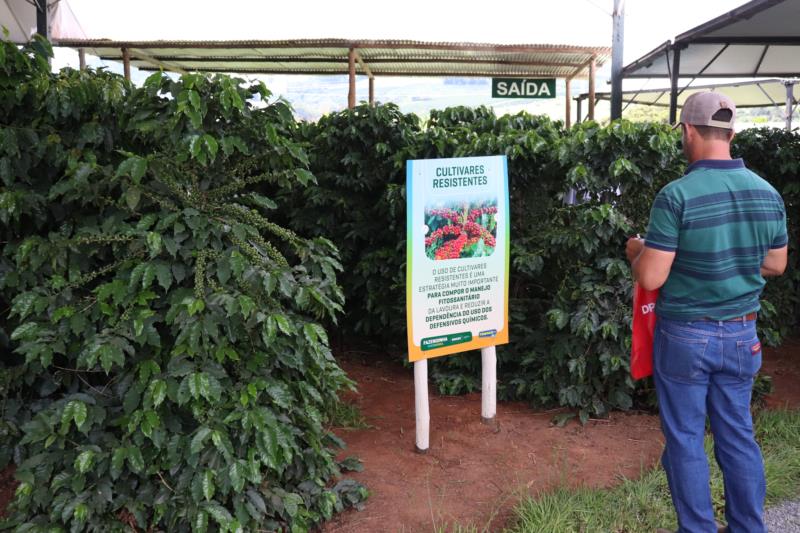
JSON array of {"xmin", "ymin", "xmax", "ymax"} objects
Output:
[
  {"xmin": 625, "ymin": 235, "xmax": 676, "ymax": 290},
  {"xmin": 626, "ymin": 236, "xmax": 645, "ymax": 263}
]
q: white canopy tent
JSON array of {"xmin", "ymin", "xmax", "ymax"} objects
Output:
[
  {"xmin": 621, "ymin": 0, "xmax": 800, "ymax": 126},
  {"xmin": 1, "ymin": 0, "xmax": 84, "ymax": 43},
  {"xmin": 578, "ymin": 78, "xmax": 799, "ymax": 129}
]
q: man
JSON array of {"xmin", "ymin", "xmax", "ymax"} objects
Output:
[{"xmin": 626, "ymin": 91, "xmax": 788, "ymax": 533}]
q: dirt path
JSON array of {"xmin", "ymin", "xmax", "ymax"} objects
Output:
[
  {"xmin": 324, "ymin": 341, "xmax": 800, "ymax": 533},
  {"xmin": 761, "ymin": 337, "xmax": 800, "ymax": 409},
  {"xmin": 324, "ymin": 355, "xmax": 664, "ymax": 533}
]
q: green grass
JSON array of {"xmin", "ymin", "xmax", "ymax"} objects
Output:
[
  {"xmin": 505, "ymin": 409, "xmax": 800, "ymax": 533},
  {"xmin": 433, "ymin": 524, "xmax": 480, "ymax": 533},
  {"xmin": 326, "ymin": 399, "xmax": 371, "ymax": 430}
]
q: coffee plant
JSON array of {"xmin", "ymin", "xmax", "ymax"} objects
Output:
[
  {"xmin": 1, "ymin": 37, "xmax": 365, "ymax": 531},
  {"xmin": 278, "ymin": 104, "xmax": 419, "ymax": 336},
  {"xmin": 732, "ymin": 128, "xmax": 800, "ymax": 346},
  {"xmin": 3, "ymin": 34, "xmax": 799, "ymax": 530},
  {"xmin": 290, "ymin": 105, "xmax": 798, "ymax": 421}
]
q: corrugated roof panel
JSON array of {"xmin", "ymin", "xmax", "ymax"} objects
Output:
[{"xmin": 60, "ymin": 38, "xmax": 609, "ymax": 78}]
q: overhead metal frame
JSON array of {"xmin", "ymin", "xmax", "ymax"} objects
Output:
[
  {"xmin": 576, "ymin": 78, "xmax": 799, "ymax": 129},
  {"xmin": 618, "ymin": 0, "xmax": 800, "ymax": 127}
]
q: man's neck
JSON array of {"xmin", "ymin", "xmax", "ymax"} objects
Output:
[{"xmin": 689, "ymin": 145, "xmax": 732, "ymax": 164}]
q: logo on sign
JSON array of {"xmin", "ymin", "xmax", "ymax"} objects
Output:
[{"xmin": 641, "ymin": 303, "xmax": 656, "ymax": 315}]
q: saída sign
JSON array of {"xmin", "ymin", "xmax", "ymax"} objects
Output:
[{"xmin": 492, "ymin": 78, "xmax": 556, "ymax": 99}]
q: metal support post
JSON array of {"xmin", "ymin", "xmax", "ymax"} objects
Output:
[
  {"xmin": 610, "ymin": 0, "xmax": 625, "ymax": 120},
  {"xmin": 669, "ymin": 48, "xmax": 681, "ymax": 124},
  {"xmin": 588, "ymin": 58, "xmax": 596, "ymax": 120},
  {"xmin": 36, "ymin": 0, "xmax": 48, "ymax": 39}
]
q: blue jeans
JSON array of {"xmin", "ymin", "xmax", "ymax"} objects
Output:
[{"xmin": 653, "ymin": 316, "xmax": 766, "ymax": 533}]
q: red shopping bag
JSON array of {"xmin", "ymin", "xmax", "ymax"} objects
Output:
[{"xmin": 631, "ymin": 282, "xmax": 659, "ymax": 380}]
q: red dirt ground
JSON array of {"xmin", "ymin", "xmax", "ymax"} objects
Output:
[
  {"xmin": 0, "ymin": 342, "xmax": 797, "ymax": 529},
  {"xmin": 323, "ymin": 342, "xmax": 800, "ymax": 532},
  {"xmin": 761, "ymin": 337, "xmax": 800, "ymax": 410},
  {"xmin": 0, "ymin": 466, "xmax": 14, "ymax": 519}
]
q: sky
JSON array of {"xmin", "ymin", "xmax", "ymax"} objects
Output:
[
  {"xmin": 42, "ymin": 0, "xmax": 767, "ymax": 121},
  {"xmin": 53, "ymin": 0, "xmax": 751, "ymax": 63}
]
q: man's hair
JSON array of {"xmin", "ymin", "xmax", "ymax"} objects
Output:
[{"xmin": 693, "ymin": 109, "xmax": 734, "ymax": 141}]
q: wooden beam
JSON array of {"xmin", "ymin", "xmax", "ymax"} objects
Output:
[
  {"xmin": 106, "ymin": 55, "xmax": 591, "ymax": 69},
  {"xmin": 136, "ymin": 66, "xmax": 606, "ymax": 78},
  {"xmin": 565, "ymin": 78, "xmax": 572, "ymax": 129},
  {"xmin": 79, "ymin": 48, "xmax": 86, "ymax": 70},
  {"xmin": 122, "ymin": 47, "xmax": 131, "ymax": 81},
  {"xmin": 129, "ymin": 47, "xmax": 188, "ymax": 75},
  {"xmin": 353, "ymin": 50, "xmax": 373, "ymax": 78},
  {"xmin": 348, "ymin": 48, "xmax": 356, "ymax": 109},
  {"xmin": 369, "ymin": 77, "xmax": 375, "ymax": 107},
  {"xmin": 588, "ymin": 57, "xmax": 596, "ymax": 120},
  {"xmin": 567, "ymin": 55, "xmax": 598, "ymax": 81}
]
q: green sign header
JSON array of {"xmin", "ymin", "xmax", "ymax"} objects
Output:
[{"xmin": 492, "ymin": 78, "xmax": 556, "ymax": 99}]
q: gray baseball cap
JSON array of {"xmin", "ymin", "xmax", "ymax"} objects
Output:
[{"xmin": 674, "ymin": 91, "xmax": 736, "ymax": 129}]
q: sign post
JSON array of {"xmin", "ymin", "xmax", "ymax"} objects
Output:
[
  {"xmin": 414, "ymin": 358, "xmax": 429, "ymax": 452},
  {"xmin": 406, "ymin": 155, "xmax": 510, "ymax": 451},
  {"xmin": 481, "ymin": 346, "xmax": 497, "ymax": 422}
]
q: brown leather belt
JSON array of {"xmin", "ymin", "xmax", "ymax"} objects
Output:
[{"xmin": 700, "ymin": 312, "xmax": 757, "ymax": 322}]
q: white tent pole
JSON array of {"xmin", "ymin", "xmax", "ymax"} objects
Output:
[
  {"xmin": 414, "ymin": 359, "xmax": 429, "ymax": 453},
  {"xmin": 481, "ymin": 346, "xmax": 497, "ymax": 422}
]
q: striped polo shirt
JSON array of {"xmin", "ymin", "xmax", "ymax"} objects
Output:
[{"xmin": 645, "ymin": 158, "xmax": 788, "ymax": 321}]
